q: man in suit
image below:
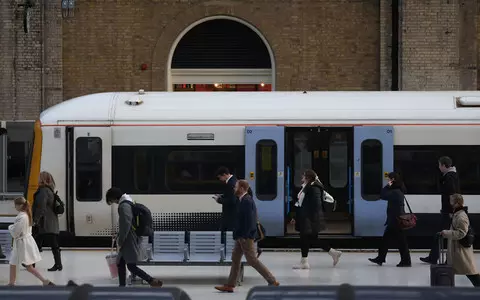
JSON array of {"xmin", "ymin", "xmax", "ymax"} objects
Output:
[
  {"xmin": 420, "ymin": 156, "xmax": 460, "ymax": 264},
  {"xmin": 214, "ymin": 167, "xmax": 238, "ymax": 232},
  {"xmin": 215, "ymin": 180, "xmax": 279, "ymax": 293}
]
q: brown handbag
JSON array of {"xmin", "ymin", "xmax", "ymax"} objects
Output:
[{"xmin": 397, "ymin": 196, "xmax": 417, "ymax": 230}]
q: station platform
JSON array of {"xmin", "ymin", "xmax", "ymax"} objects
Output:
[{"xmin": 0, "ymin": 250, "xmax": 479, "ymax": 300}]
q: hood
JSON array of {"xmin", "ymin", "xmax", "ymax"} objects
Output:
[
  {"xmin": 454, "ymin": 206, "xmax": 468, "ymax": 214},
  {"xmin": 443, "ymin": 166, "xmax": 457, "ymax": 175},
  {"xmin": 119, "ymin": 193, "xmax": 133, "ymax": 204}
]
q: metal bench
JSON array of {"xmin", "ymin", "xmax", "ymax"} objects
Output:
[
  {"xmin": 246, "ymin": 284, "xmax": 480, "ymax": 300},
  {"xmin": 152, "ymin": 231, "xmax": 187, "ymax": 262},
  {"xmin": 0, "ymin": 229, "xmax": 12, "ymax": 264},
  {"xmin": 0, "ymin": 285, "xmax": 192, "ymax": 300},
  {"xmin": 246, "ymin": 285, "xmax": 480, "ymax": 300},
  {"xmin": 188, "ymin": 231, "xmax": 223, "ymax": 262},
  {"xmin": 133, "ymin": 231, "xmax": 246, "ymax": 285}
]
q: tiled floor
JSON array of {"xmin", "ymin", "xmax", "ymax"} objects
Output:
[{"xmin": 0, "ymin": 250, "xmax": 479, "ymax": 300}]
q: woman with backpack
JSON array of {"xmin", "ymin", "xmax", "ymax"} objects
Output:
[
  {"xmin": 440, "ymin": 193, "xmax": 480, "ymax": 287},
  {"xmin": 32, "ymin": 171, "xmax": 63, "ymax": 271}
]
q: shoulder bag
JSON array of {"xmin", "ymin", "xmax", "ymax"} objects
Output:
[{"xmin": 397, "ymin": 196, "xmax": 417, "ymax": 230}]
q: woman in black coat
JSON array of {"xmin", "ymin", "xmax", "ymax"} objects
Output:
[
  {"xmin": 290, "ymin": 169, "xmax": 342, "ymax": 269},
  {"xmin": 368, "ymin": 172, "xmax": 411, "ymax": 267}
]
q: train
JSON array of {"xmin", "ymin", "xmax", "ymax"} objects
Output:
[{"xmin": 19, "ymin": 90, "xmax": 480, "ymax": 243}]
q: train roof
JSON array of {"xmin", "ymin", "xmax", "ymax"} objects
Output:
[{"xmin": 39, "ymin": 91, "xmax": 480, "ymax": 125}]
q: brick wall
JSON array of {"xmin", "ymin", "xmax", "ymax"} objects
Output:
[
  {"xmin": 63, "ymin": 0, "xmax": 381, "ymax": 100},
  {"xmin": 400, "ymin": 0, "xmax": 478, "ymax": 90},
  {"xmin": 2, "ymin": 0, "xmax": 480, "ymax": 120},
  {"xmin": 0, "ymin": 0, "xmax": 62, "ymax": 121}
]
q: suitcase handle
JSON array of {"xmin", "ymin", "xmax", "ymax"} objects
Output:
[{"xmin": 437, "ymin": 233, "xmax": 447, "ymax": 264}]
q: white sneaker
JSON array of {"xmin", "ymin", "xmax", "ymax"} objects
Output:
[
  {"xmin": 328, "ymin": 249, "xmax": 342, "ymax": 266},
  {"xmin": 292, "ymin": 257, "xmax": 310, "ymax": 269}
]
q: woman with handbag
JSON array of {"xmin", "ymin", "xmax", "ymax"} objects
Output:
[
  {"xmin": 369, "ymin": 172, "xmax": 411, "ymax": 267},
  {"xmin": 290, "ymin": 169, "xmax": 342, "ymax": 269}
]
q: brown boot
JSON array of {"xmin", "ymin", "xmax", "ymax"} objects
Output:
[
  {"xmin": 269, "ymin": 281, "xmax": 280, "ymax": 286},
  {"xmin": 214, "ymin": 284, "xmax": 235, "ymax": 293},
  {"xmin": 149, "ymin": 278, "xmax": 163, "ymax": 287}
]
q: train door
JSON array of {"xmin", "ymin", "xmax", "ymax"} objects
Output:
[
  {"xmin": 353, "ymin": 126, "xmax": 393, "ymax": 236},
  {"xmin": 285, "ymin": 127, "xmax": 353, "ymax": 235},
  {"xmin": 245, "ymin": 126, "xmax": 285, "ymax": 236},
  {"xmin": 72, "ymin": 127, "xmax": 112, "ymax": 236}
]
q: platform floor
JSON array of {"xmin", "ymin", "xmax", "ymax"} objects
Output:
[{"xmin": 1, "ymin": 250, "xmax": 479, "ymax": 300}]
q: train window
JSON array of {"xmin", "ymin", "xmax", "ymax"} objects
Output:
[
  {"xmin": 394, "ymin": 145, "xmax": 480, "ymax": 195},
  {"xmin": 255, "ymin": 139, "xmax": 277, "ymax": 200},
  {"xmin": 329, "ymin": 132, "xmax": 348, "ymax": 188},
  {"xmin": 165, "ymin": 149, "xmax": 242, "ymax": 193},
  {"xmin": 133, "ymin": 149, "xmax": 151, "ymax": 192},
  {"xmin": 112, "ymin": 146, "xmax": 245, "ymax": 194},
  {"xmin": 361, "ymin": 139, "xmax": 383, "ymax": 200},
  {"xmin": 75, "ymin": 137, "xmax": 102, "ymax": 202}
]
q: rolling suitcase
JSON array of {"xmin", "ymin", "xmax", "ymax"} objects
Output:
[{"xmin": 430, "ymin": 234, "xmax": 455, "ymax": 286}]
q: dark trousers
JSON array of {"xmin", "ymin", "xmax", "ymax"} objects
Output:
[
  {"xmin": 35, "ymin": 233, "xmax": 59, "ymax": 250},
  {"xmin": 427, "ymin": 213, "xmax": 451, "ymax": 262},
  {"xmin": 467, "ymin": 274, "xmax": 480, "ymax": 287},
  {"xmin": 35, "ymin": 233, "xmax": 62, "ymax": 267},
  {"xmin": 300, "ymin": 233, "xmax": 331, "ymax": 257},
  {"xmin": 377, "ymin": 225, "xmax": 411, "ymax": 263},
  {"xmin": 117, "ymin": 256, "xmax": 153, "ymax": 287}
]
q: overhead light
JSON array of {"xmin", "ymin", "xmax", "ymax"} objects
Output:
[
  {"xmin": 260, "ymin": 82, "xmax": 265, "ymax": 87},
  {"xmin": 214, "ymin": 83, "xmax": 219, "ymax": 88}
]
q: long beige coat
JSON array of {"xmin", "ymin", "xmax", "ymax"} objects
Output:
[{"xmin": 443, "ymin": 208, "xmax": 478, "ymax": 275}]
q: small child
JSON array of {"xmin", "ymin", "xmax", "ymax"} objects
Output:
[{"xmin": 7, "ymin": 197, "xmax": 54, "ymax": 286}]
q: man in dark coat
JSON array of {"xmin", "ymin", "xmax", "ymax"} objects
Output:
[
  {"xmin": 214, "ymin": 180, "xmax": 278, "ymax": 293},
  {"xmin": 214, "ymin": 167, "xmax": 238, "ymax": 231},
  {"xmin": 420, "ymin": 156, "xmax": 460, "ymax": 264},
  {"xmin": 106, "ymin": 187, "xmax": 163, "ymax": 288}
]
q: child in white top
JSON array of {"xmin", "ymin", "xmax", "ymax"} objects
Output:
[{"xmin": 7, "ymin": 197, "xmax": 54, "ymax": 286}]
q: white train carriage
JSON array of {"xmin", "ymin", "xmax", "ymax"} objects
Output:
[{"xmin": 23, "ymin": 90, "xmax": 480, "ymax": 239}]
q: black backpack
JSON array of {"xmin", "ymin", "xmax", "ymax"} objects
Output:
[
  {"xmin": 124, "ymin": 202, "xmax": 153, "ymax": 237},
  {"xmin": 47, "ymin": 187, "xmax": 65, "ymax": 215}
]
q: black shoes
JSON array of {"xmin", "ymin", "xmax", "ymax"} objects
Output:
[
  {"xmin": 368, "ymin": 257, "xmax": 385, "ymax": 266},
  {"xmin": 396, "ymin": 262, "xmax": 412, "ymax": 267},
  {"xmin": 48, "ymin": 264, "xmax": 63, "ymax": 272},
  {"xmin": 420, "ymin": 256, "xmax": 436, "ymax": 264}
]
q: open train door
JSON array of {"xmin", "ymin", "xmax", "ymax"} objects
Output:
[
  {"xmin": 72, "ymin": 127, "xmax": 112, "ymax": 237},
  {"xmin": 353, "ymin": 126, "xmax": 393, "ymax": 237},
  {"xmin": 245, "ymin": 126, "xmax": 285, "ymax": 236}
]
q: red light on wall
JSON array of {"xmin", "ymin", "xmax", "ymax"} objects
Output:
[{"xmin": 140, "ymin": 63, "xmax": 148, "ymax": 71}]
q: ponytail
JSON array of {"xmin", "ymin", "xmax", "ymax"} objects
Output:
[{"xmin": 14, "ymin": 197, "xmax": 32, "ymax": 226}]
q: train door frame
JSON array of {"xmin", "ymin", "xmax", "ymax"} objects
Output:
[
  {"xmin": 72, "ymin": 127, "xmax": 112, "ymax": 237},
  {"xmin": 284, "ymin": 127, "xmax": 354, "ymax": 236},
  {"xmin": 353, "ymin": 126, "xmax": 393, "ymax": 237},
  {"xmin": 245, "ymin": 126, "xmax": 285, "ymax": 237}
]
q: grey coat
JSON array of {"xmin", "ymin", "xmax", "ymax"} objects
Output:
[
  {"xmin": 32, "ymin": 187, "xmax": 59, "ymax": 235},
  {"xmin": 116, "ymin": 195, "xmax": 141, "ymax": 264}
]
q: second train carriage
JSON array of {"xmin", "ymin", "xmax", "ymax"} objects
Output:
[{"xmin": 21, "ymin": 90, "xmax": 480, "ymax": 240}]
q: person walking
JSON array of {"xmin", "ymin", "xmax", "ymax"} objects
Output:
[
  {"xmin": 368, "ymin": 172, "xmax": 411, "ymax": 267},
  {"xmin": 106, "ymin": 187, "xmax": 163, "ymax": 288},
  {"xmin": 290, "ymin": 169, "xmax": 342, "ymax": 269},
  {"xmin": 420, "ymin": 156, "xmax": 460, "ymax": 264},
  {"xmin": 440, "ymin": 194, "xmax": 480, "ymax": 287},
  {"xmin": 214, "ymin": 180, "xmax": 279, "ymax": 293}
]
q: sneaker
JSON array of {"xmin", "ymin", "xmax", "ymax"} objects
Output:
[
  {"xmin": 214, "ymin": 284, "xmax": 234, "ymax": 293},
  {"xmin": 328, "ymin": 249, "xmax": 342, "ymax": 267},
  {"xmin": 292, "ymin": 257, "xmax": 310, "ymax": 269}
]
